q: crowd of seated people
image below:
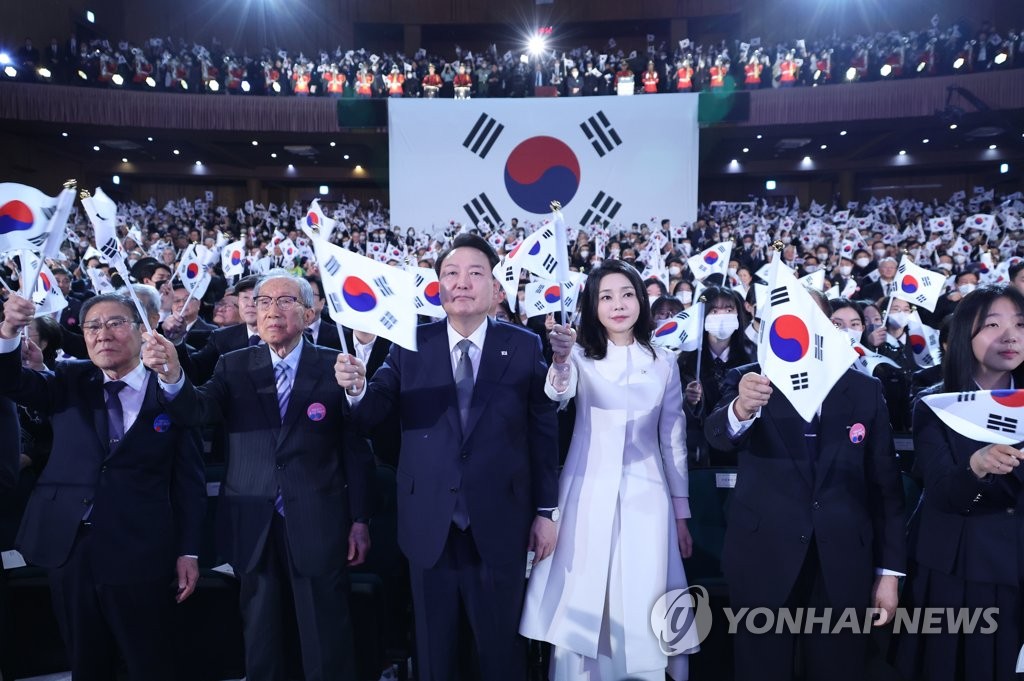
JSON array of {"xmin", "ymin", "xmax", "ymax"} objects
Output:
[{"xmin": 5, "ymin": 15, "xmax": 1020, "ymax": 98}]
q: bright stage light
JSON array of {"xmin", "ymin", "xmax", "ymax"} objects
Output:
[
  {"xmin": 528, "ymin": 35, "xmax": 546, "ymax": 56},
  {"xmin": 111, "ymin": 73, "xmax": 124, "ymax": 86},
  {"xmin": 208, "ymin": 80, "xmax": 219, "ymax": 92},
  {"xmin": 241, "ymin": 80, "xmax": 251, "ymax": 92},
  {"xmin": 3, "ymin": 66, "xmax": 16, "ymax": 78},
  {"xmin": 845, "ymin": 67, "xmax": 857, "ymax": 81},
  {"xmin": 953, "ymin": 56, "xmax": 965, "ymax": 70},
  {"xmin": 879, "ymin": 64, "xmax": 892, "ymax": 77},
  {"xmin": 0, "ymin": 53, "xmax": 10, "ymax": 65}
]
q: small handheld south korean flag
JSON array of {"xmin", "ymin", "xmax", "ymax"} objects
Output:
[
  {"xmin": 922, "ymin": 390, "xmax": 1024, "ymax": 446},
  {"xmin": 651, "ymin": 308, "xmax": 701, "ymax": 352},
  {"xmin": 18, "ymin": 252, "xmax": 68, "ymax": 318},
  {"xmin": 522, "ymin": 275, "xmax": 582, "ymax": 319},
  {"xmin": 411, "ymin": 266, "xmax": 446, "ymax": 319},
  {"xmin": 310, "ymin": 234, "xmax": 418, "ymax": 351},
  {"xmin": 758, "ymin": 251, "xmax": 857, "ymax": 422},
  {"xmin": 687, "ymin": 241, "xmax": 732, "ymax": 282},
  {"xmin": 221, "ymin": 239, "xmax": 246, "ymax": 278},
  {"xmin": 505, "ymin": 221, "xmax": 566, "ymax": 283},
  {"xmin": 892, "ymin": 255, "xmax": 945, "ymax": 312},
  {"xmin": 174, "ymin": 244, "xmax": 212, "ymax": 300}
]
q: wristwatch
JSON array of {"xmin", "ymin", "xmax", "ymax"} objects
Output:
[{"xmin": 537, "ymin": 508, "xmax": 561, "ymax": 522}]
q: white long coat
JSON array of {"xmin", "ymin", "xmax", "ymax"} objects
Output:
[{"xmin": 519, "ymin": 341, "xmax": 697, "ymax": 679}]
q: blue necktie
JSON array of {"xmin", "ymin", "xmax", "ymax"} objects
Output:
[
  {"xmin": 273, "ymin": 363, "xmax": 291, "ymax": 516},
  {"xmin": 104, "ymin": 381, "xmax": 127, "ymax": 448},
  {"xmin": 452, "ymin": 340, "xmax": 474, "ymax": 529},
  {"xmin": 248, "ymin": 335, "xmax": 261, "ymax": 347}
]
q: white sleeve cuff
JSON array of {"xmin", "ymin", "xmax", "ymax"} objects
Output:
[
  {"xmin": 726, "ymin": 398, "xmax": 756, "ymax": 438},
  {"xmin": 158, "ymin": 370, "xmax": 186, "ymax": 398}
]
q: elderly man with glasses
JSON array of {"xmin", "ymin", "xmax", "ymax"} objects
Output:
[
  {"xmin": 143, "ymin": 270, "xmax": 375, "ymax": 681},
  {"xmin": 0, "ymin": 292, "xmax": 206, "ymax": 681}
]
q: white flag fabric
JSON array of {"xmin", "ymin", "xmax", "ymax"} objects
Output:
[
  {"xmin": 851, "ymin": 341, "xmax": 900, "ymax": 376},
  {"xmin": 506, "ymin": 223, "xmax": 564, "ymax": 282},
  {"xmin": 892, "ymin": 256, "xmax": 946, "ymax": 312},
  {"xmin": 277, "ymin": 238, "xmax": 299, "ymax": 262},
  {"xmin": 964, "ymin": 213, "xmax": 995, "ymax": 234},
  {"xmin": 758, "ymin": 259, "xmax": 858, "ymax": 422},
  {"xmin": 922, "ymin": 390, "xmax": 1024, "ymax": 446},
  {"xmin": 493, "ymin": 258, "xmax": 521, "ymax": 311},
  {"xmin": 652, "ymin": 308, "xmax": 701, "ymax": 351},
  {"xmin": 798, "ymin": 268, "xmax": 826, "ymax": 291},
  {"xmin": 687, "ymin": 241, "xmax": 732, "ymax": 282},
  {"xmin": 388, "ymin": 96, "xmax": 699, "ymax": 234},
  {"xmin": 311, "ymin": 236, "xmax": 418, "ymax": 351},
  {"xmin": 82, "ymin": 188, "xmax": 125, "ymax": 266},
  {"xmin": 523, "ymin": 277, "xmax": 582, "ymax": 318},
  {"xmin": 302, "ymin": 199, "xmax": 338, "ymax": 242},
  {"xmin": 0, "ymin": 183, "xmax": 59, "ymax": 253},
  {"xmin": 174, "ymin": 244, "xmax": 212, "ymax": 299},
  {"xmin": 907, "ymin": 310, "xmax": 942, "ymax": 368},
  {"xmin": 87, "ymin": 267, "xmax": 117, "ymax": 294},
  {"xmin": 928, "ymin": 216, "xmax": 953, "ymax": 234},
  {"xmin": 20, "ymin": 252, "xmax": 68, "ymax": 318},
  {"xmin": 221, "ymin": 239, "xmax": 246, "ymax": 277},
  {"xmin": 410, "ymin": 266, "xmax": 446, "ymax": 319}
]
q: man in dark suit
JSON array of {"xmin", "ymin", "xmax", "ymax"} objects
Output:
[
  {"xmin": 303, "ymin": 274, "xmax": 343, "ymax": 351},
  {"xmin": 336, "ymin": 234, "xmax": 560, "ymax": 681},
  {"xmin": 169, "ymin": 282, "xmax": 218, "ymax": 350},
  {"xmin": 0, "ymin": 395, "xmax": 19, "ymax": 681},
  {"xmin": 341, "ymin": 327, "xmax": 399, "ymax": 467},
  {"xmin": 144, "ymin": 271, "xmax": 375, "ymax": 681},
  {"xmin": 0, "ymin": 292, "xmax": 206, "ymax": 681},
  {"xmin": 703, "ymin": 293, "xmax": 905, "ymax": 681}
]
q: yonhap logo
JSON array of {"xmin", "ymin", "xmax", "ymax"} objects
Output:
[{"xmin": 650, "ymin": 585, "xmax": 713, "ymax": 655}]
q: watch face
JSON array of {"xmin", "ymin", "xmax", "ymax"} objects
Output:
[{"xmin": 551, "ymin": 508, "xmax": 561, "ymax": 522}]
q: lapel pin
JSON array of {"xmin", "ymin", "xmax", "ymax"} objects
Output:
[{"xmin": 501, "ymin": 350, "xmax": 508, "ymax": 356}]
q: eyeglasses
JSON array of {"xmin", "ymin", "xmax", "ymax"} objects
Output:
[
  {"xmin": 254, "ymin": 295, "xmax": 303, "ymax": 311},
  {"xmin": 81, "ymin": 317, "xmax": 138, "ymax": 334},
  {"xmin": 214, "ymin": 301, "xmax": 239, "ymax": 309}
]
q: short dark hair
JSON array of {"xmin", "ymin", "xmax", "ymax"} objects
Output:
[
  {"xmin": 80, "ymin": 293, "xmax": 142, "ymax": 325},
  {"xmin": 434, "ymin": 233, "xmax": 499, "ymax": 275},
  {"xmin": 232, "ymin": 275, "xmax": 260, "ymax": 295},
  {"xmin": 1009, "ymin": 261, "xmax": 1024, "ymax": 283},
  {"xmin": 303, "ymin": 275, "xmax": 324, "ymax": 299},
  {"xmin": 577, "ymin": 260, "xmax": 655, "ymax": 360},
  {"xmin": 131, "ymin": 258, "xmax": 171, "ymax": 283},
  {"xmin": 943, "ymin": 284, "xmax": 1024, "ymax": 392}
]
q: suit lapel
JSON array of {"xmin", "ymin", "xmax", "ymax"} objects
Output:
[
  {"xmin": 462, "ymin": 320, "xmax": 517, "ymax": 440},
  {"xmin": 278, "ymin": 342, "xmax": 320, "ymax": 447},
  {"xmin": 420, "ymin": 322, "xmax": 463, "ymax": 440},
  {"xmin": 248, "ymin": 346, "xmax": 280, "ymax": 430},
  {"xmin": 814, "ymin": 372, "xmax": 852, "ymax": 494},
  {"xmin": 106, "ymin": 371, "xmax": 161, "ymax": 461},
  {"xmin": 84, "ymin": 368, "xmax": 109, "ymax": 455}
]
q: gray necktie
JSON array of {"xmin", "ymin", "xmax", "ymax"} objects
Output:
[{"xmin": 454, "ymin": 339, "xmax": 474, "ymax": 432}]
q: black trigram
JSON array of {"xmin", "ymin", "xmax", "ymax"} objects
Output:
[
  {"xmin": 380, "ymin": 312, "xmax": 398, "ymax": 330},
  {"xmin": 542, "ymin": 254, "xmax": 557, "ymax": 274},
  {"xmin": 100, "ymin": 238, "xmax": 120, "ymax": 261},
  {"xmin": 413, "ymin": 297, "xmax": 424, "ymax": 309},
  {"xmin": 534, "ymin": 300, "xmax": 546, "ymax": 311},
  {"xmin": 579, "ymin": 110, "xmax": 622, "ymax": 157},
  {"xmin": 770, "ymin": 287, "xmax": 789, "ymax": 307},
  {"xmin": 541, "ymin": 227, "xmax": 553, "ymax": 240},
  {"xmin": 957, "ymin": 392, "xmax": 976, "ymax": 402},
  {"xmin": 328, "ymin": 292, "xmax": 343, "ymax": 314},
  {"xmin": 462, "ymin": 113, "xmax": 505, "ymax": 159},
  {"xmin": 791, "ymin": 372, "xmax": 810, "ymax": 390},
  {"xmin": 813, "ymin": 334, "xmax": 824, "ymax": 361},
  {"xmin": 503, "ymin": 266, "xmax": 516, "ymax": 283},
  {"xmin": 373, "ymin": 276, "xmax": 394, "ymax": 297},
  {"xmin": 915, "ymin": 294, "xmax": 928, "ymax": 304},
  {"xmin": 323, "ymin": 256, "xmax": 340, "ymax": 277},
  {"xmin": 462, "ymin": 192, "xmax": 503, "ymax": 230},
  {"xmin": 414, "ymin": 273, "xmax": 424, "ymax": 287},
  {"xmin": 987, "ymin": 413, "xmax": 1018, "ymax": 434},
  {"xmin": 579, "ymin": 191, "xmax": 622, "ymax": 228},
  {"xmin": 26, "ymin": 233, "xmax": 48, "ymax": 248},
  {"xmin": 921, "ymin": 276, "xmax": 932, "ymax": 287}
]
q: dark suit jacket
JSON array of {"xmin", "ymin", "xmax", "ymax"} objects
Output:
[
  {"xmin": 342, "ymin": 328, "xmax": 400, "ymax": 467},
  {"xmin": 352, "ymin": 318, "xmax": 559, "ymax": 568},
  {"xmin": 165, "ymin": 342, "xmax": 375, "ymax": 577},
  {"xmin": 910, "ymin": 389, "xmax": 1024, "ymax": 586},
  {"xmin": 0, "ymin": 351, "xmax": 205, "ymax": 584},
  {"xmin": 313, "ymin": 319, "xmax": 343, "ymax": 352},
  {"xmin": 185, "ymin": 317, "xmax": 218, "ymax": 351},
  {"xmin": 179, "ymin": 322, "xmax": 251, "ymax": 385},
  {"xmin": 0, "ymin": 397, "xmax": 18, "ymax": 491},
  {"xmin": 704, "ymin": 363, "xmax": 905, "ymax": 608}
]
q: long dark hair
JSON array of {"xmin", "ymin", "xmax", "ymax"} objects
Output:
[
  {"xmin": 942, "ymin": 284, "xmax": 1024, "ymax": 392},
  {"xmin": 577, "ymin": 260, "xmax": 655, "ymax": 360}
]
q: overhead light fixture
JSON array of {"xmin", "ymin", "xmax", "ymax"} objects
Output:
[
  {"xmin": 287, "ymin": 163, "xmax": 295, "ymax": 169},
  {"xmin": 355, "ymin": 165, "xmax": 363, "ymax": 171},
  {"xmin": 922, "ymin": 138, "xmax": 929, "ymax": 144},
  {"xmin": 270, "ymin": 152, "xmax": 277, "ymax": 158},
  {"xmin": 61, "ymin": 132, "xmax": 68, "ymax": 138},
  {"xmin": 251, "ymin": 140, "xmax": 258, "ymax": 146},
  {"xmin": 839, "ymin": 130, "xmax": 847, "ymax": 136},
  {"xmin": 756, "ymin": 134, "xmax": 763, "ymax": 140},
  {"xmin": 147, "ymin": 136, "xmax": 153, "ymax": 142},
  {"xmin": 319, "ymin": 185, "xmax": 329, "ymax": 195},
  {"xmin": 898, "ymin": 150, "xmax": 907, "ymax": 155},
  {"xmin": 801, "ymin": 156, "xmax": 812, "ymax": 164},
  {"xmin": 949, "ymin": 123, "xmax": 957, "ymax": 130},
  {"xmin": 121, "ymin": 157, "xmax": 127, "ymax": 163},
  {"xmin": 729, "ymin": 159, "xmax": 739, "ymax": 167},
  {"xmin": 195, "ymin": 160, "xmax": 203, "ymax": 166},
  {"xmin": 528, "ymin": 35, "xmax": 547, "ymax": 56},
  {"xmin": 85, "ymin": 10, "xmax": 95, "ymax": 23},
  {"xmin": 329, "ymin": 142, "xmax": 336, "ymax": 147},
  {"xmin": 765, "ymin": 179, "xmax": 777, "ymax": 191},
  {"xmin": 820, "ymin": 144, "xmax": 827, "ymax": 150},
  {"xmin": 92, "ymin": 145, "xmax": 100, "ymax": 151},
  {"xmin": 742, "ymin": 147, "xmax": 749, "ymax": 153},
  {"xmin": 343, "ymin": 154, "xmax": 350, "ymax": 160},
  {"xmin": 1000, "ymin": 163, "xmax": 1009, "ymax": 174},
  {"xmin": 172, "ymin": 149, "xmax": 180, "ymax": 155},
  {"xmin": 989, "ymin": 144, "xmax": 997, "ymax": 150},
  {"xmin": 0, "ymin": 54, "xmax": 9, "ymax": 65},
  {"xmin": 112, "ymin": 174, "xmax": 120, "ymax": 185}
]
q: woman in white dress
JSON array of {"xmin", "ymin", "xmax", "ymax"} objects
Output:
[{"xmin": 520, "ymin": 260, "xmax": 698, "ymax": 680}]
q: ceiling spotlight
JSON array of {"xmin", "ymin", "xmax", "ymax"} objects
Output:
[
  {"xmin": 195, "ymin": 160, "xmax": 203, "ymax": 166},
  {"xmin": 147, "ymin": 137, "xmax": 153, "ymax": 142},
  {"xmin": 839, "ymin": 130, "xmax": 847, "ymax": 136},
  {"xmin": 172, "ymin": 149, "xmax": 180, "ymax": 155},
  {"xmin": 820, "ymin": 144, "xmax": 827, "ymax": 150},
  {"xmin": 270, "ymin": 153, "xmax": 277, "ymax": 158},
  {"xmin": 0, "ymin": 54, "xmax": 9, "ymax": 66},
  {"xmin": 319, "ymin": 185, "xmax": 329, "ymax": 195},
  {"xmin": 802, "ymin": 156, "xmax": 812, "ymax": 163},
  {"xmin": 112, "ymin": 174, "xmax": 120, "ymax": 185},
  {"xmin": 528, "ymin": 35, "xmax": 547, "ymax": 56},
  {"xmin": 329, "ymin": 142, "xmax": 336, "ymax": 147},
  {"xmin": 287, "ymin": 164, "xmax": 294, "ymax": 169},
  {"xmin": 355, "ymin": 165, "xmax": 363, "ymax": 171},
  {"xmin": 61, "ymin": 132, "xmax": 68, "ymax": 138},
  {"xmin": 343, "ymin": 154, "xmax": 350, "ymax": 160},
  {"xmin": 989, "ymin": 144, "xmax": 997, "ymax": 150},
  {"xmin": 729, "ymin": 159, "xmax": 739, "ymax": 166},
  {"xmin": 121, "ymin": 157, "xmax": 127, "ymax": 163},
  {"xmin": 899, "ymin": 150, "xmax": 907, "ymax": 155},
  {"xmin": 949, "ymin": 123, "xmax": 958, "ymax": 130},
  {"xmin": 922, "ymin": 138, "xmax": 929, "ymax": 144},
  {"xmin": 251, "ymin": 140, "xmax": 258, "ymax": 146},
  {"xmin": 765, "ymin": 179, "xmax": 777, "ymax": 190},
  {"xmin": 742, "ymin": 147, "xmax": 749, "ymax": 153},
  {"xmin": 756, "ymin": 134, "xmax": 763, "ymax": 140},
  {"xmin": 92, "ymin": 145, "xmax": 100, "ymax": 151},
  {"xmin": 1001, "ymin": 163, "xmax": 1009, "ymax": 174}
]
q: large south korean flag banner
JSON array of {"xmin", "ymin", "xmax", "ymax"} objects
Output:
[{"xmin": 388, "ymin": 95, "xmax": 699, "ymax": 234}]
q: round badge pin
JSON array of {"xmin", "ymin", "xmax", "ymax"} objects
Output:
[
  {"xmin": 307, "ymin": 403, "xmax": 327, "ymax": 422},
  {"xmin": 849, "ymin": 422, "xmax": 866, "ymax": 444},
  {"xmin": 153, "ymin": 413, "xmax": 172, "ymax": 433}
]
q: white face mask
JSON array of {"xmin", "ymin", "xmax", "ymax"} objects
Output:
[
  {"xmin": 609, "ymin": 249, "xmax": 620, "ymax": 257},
  {"xmin": 669, "ymin": 266, "xmax": 682, "ymax": 277},
  {"xmin": 579, "ymin": 250, "xmax": 589, "ymax": 259},
  {"xmin": 937, "ymin": 262, "xmax": 953, "ymax": 272},
  {"xmin": 958, "ymin": 283, "xmax": 977, "ymax": 296},
  {"xmin": 705, "ymin": 313, "xmax": 739, "ymax": 340},
  {"xmin": 804, "ymin": 264, "xmax": 818, "ymax": 273},
  {"xmin": 874, "ymin": 249, "xmax": 886, "ymax": 259},
  {"xmin": 855, "ymin": 257, "xmax": 870, "ymax": 268},
  {"xmin": 839, "ymin": 265, "xmax": 853, "ymax": 277},
  {"xmin": 681, "ymin": 243, "xmax": 693, "ymax": 256},
  {"xmin": 954, "ymin": 254, "xmax": 967, "ymax": 264},
  {"xmin": 677, "ymin": 291, "xmax": 693, "ymax": 305},
  {"xmin": 887, "ymin": 311, "xmax": 910, "ymax": 328},
  {"xmin": 845, "ymin": 328, "xmax": 862, "ymax": 345},
  {"xmin": 727, "ymin": 267, "xmax": 738, "ymax": 277},
  {"xmin": 816, "ymin": 252, "xmax": 828, "ymax": 261}
]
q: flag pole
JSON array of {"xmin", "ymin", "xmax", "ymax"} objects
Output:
[
  {"xmin": 694, "ymin": 293, "xmax": 707, "ymax": 381},
  {"xmin": 550, "ymin": 200, "xmax": 568, "ymax": 325},
  {"xmin": 756, "ymin": 240, "xmax": 786, "ymax": 418}
]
